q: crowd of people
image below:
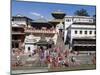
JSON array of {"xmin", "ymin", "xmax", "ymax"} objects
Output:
[
  {"xmin": 11, "ymin": 46, "xmax": 96, "ymax": 69},
  {"xmin": 12, "ymin": 46, "xmax": 70, "ymax": 68}
]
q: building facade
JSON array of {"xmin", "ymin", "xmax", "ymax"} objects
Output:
[
  {"xmin": 12, "ymin": 15, "xmax": 33, "ymax": 52},
  {"xmin": 12, "ymin": 23, "xmax": 25, "ymax": 51},
  {"xmin": 12, "ymin": 15, "xmax": 33, "ymax": 27},
  {"xmin": 12, "ymin": 13, "xmax": 96, "ymax": 54},
  {"xmin": 64, "ymin": 16, "xmax": 96, "ymax": 53},
  {"xmin": 24, "ymin": 18, "xmax": 58, "ymax": 52}
]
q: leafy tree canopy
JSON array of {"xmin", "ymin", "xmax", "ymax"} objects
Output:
[{"xmin": 74, "ymin": 9, "xmax": 89, "ymax": 16}]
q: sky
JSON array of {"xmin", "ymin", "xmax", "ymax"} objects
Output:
[{"xmin": 12, "ymin": 0, "xmax": 96, "ymax": 20}]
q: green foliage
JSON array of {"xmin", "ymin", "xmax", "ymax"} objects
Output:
[{"xmin": 74, "ymin": 9, "xmax": 89, "ymax": 16}]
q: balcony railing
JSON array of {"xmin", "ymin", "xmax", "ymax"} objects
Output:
[
  {"xmin": 25, "ymin": 28, "xmax": 57, "ymax": 34},
  {"xmin": 73, "ymin": 44, "xmax": 96, "ymax": 46}
]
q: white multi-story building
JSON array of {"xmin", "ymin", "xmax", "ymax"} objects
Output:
[
  {"xmin": 64, "ymin": 16, "xmax": 96, "ymax": 53},
  {"xmin": 12, "ymin": 15, "xmax": 32, "ymax": 27}
]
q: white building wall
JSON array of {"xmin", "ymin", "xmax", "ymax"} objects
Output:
[
  {"xmin": 64, "ymin": 16, "xmax": 96, "ymax": 50},
  {"xmin": 73, "ymin": 18, "xmax": 93, "ymax": 23},
  {"xmin": 64, "ymin": 17, "xmax": 73, "ymax": 43},
  {"xmin": 24, "ymin": 34, "xmax": 57, "ymax": 52},
  {"xmin": 24, "ymin": 35, "xmax": 39, "ymax": 53},
  {"xmin": 71, "ymin": 29, "xmax": 96, "ymax": 38},
  {"xmin": 25, "ymin": 44, "xmax": 37, "ymax": 53},
  {"xmin": 71, "ymin": 24, "xmax": 95, "ymax": 29},
  {"xmin": 45, "ymin": 37, "xmax": 51, "ymax": 41},
  {"xmin": 67, "ymin": 28, "xmax": 95, "ymax": 50},
  {"xmin": 25, "ymin": 35, "xmax": 41, "ymax": 43},
  {"xmin": 12, "ymin": 21, "xmax": 27, "ymax": 26}
]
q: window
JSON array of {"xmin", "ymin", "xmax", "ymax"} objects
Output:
[
  {"xmin": 15, "ymin": 43, "xmax": 18, "ymax": 48},
  {"xmin": 28, "ymin": 47, "xmax": 30, "ymax": 51},
  {"xmin": 75, "ymin": 30, "xmax": 77, "ymax": 34},
  {"xmin": 66, "ymin": 19, "xmax": 71, "ymax": 22},
  {"xmin": 13, "ymin": 36, "xmax": 18, "ymax": 40},
  {"xmin": 89, "ymin": 20, "xmax": 93, "ymax": 23},
  {"xmin": 85, "ymin": 31, "xmax": 87, "ymax": 34},
  {"xmin": 80, "ymin": 31, "xmax": 82, "ymax": 34},
  {"xmin": 12, "ymin": 18, "xmax": 14, "ymax": 21},
  {"xmin": 89, "ymin": 31, "xmax": 92, "ymax": 34}
]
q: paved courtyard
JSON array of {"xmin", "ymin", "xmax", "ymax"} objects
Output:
[{"xmin": 12, "ymin": 64, "xmax": 96, "ymax": 74}]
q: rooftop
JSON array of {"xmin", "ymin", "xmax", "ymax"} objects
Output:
[
  {"xmin": 32, "ymin": 18, "xmax": 48, "ymax": 23},
  {"xmin": 65, "ymin": 16, "xmax": 93, "ymax": 19},
  {"xmin": 52, "ymin": 10, "xmax": 66, "ymax": 19},
  {"xmin": 12, "ymin": 15, "xmax": 33, "ymax": 21}
]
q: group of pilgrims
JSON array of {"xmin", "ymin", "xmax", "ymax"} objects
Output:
[{"xmin": 12, "ymin": 45, "xmax": 82, "ymax": 68}]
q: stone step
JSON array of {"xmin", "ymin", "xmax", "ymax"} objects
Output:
[{"xmin": 67, "ymin": 55, "xmax": 93, "ymax": 64}]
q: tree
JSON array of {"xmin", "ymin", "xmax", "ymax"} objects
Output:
[{"xmin": 74, "ymin": 9, "xmax": 89, "ymax": 16}]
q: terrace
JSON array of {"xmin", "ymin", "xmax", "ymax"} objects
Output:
[{"xmin": 25, "ymin": 28, "xmax": 57, "ymax": 34}]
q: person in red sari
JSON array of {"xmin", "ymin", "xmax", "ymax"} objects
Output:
[
  {"xmin": 57, "ymin": 53, "xmax": 63, "ymax": 67},
  {"xmin": 46, "ymin": 55, "xmax": 52, "ymax": 68}
]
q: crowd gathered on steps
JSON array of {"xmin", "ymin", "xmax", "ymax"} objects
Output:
[{"xmin": 11, "ymin": 46, "xmax": 96, "ymax": 68}]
